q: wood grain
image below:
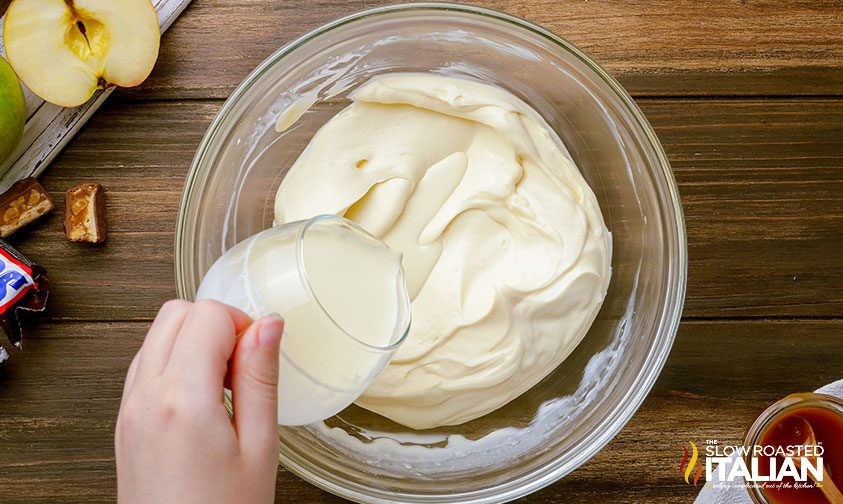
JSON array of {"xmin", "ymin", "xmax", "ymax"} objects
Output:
[
  {"xmin": 644, "ymin": 98, "xmax": 843, "ymax": 317},
  {"xmin": 1, "ymin": 319, "xmax": 840, "ymax": 503},
  {"xmin": 4, "ymin": 101, "xmax": 221, "ymax": 321},
  {"xmin": 10, "ymin": 97, "xmax": 839, "ymax": 321},
  {"xmin": 123, "ymin": 0, "xmax": 843, "ymax": 100}
]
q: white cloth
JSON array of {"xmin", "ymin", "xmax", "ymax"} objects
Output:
[{"xmin": 694, "ymin": 379, "xmax": 843, "ymax": 503}]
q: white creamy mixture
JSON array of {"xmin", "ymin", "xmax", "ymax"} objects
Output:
[{"xmin": 275, "ymin": 73, "xmax": 611, "ymax": 429}]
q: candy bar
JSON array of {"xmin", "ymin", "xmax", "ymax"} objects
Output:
[
  {"xmin": 0, "ymin": 239, "xmax": 49, "ymax": 349},
  {"xmin": 64, "ymin": 183, "xmax": 107, "ymax": 243},
  {"xmin": 0, "ymin": 178, "xmax": 54, "ymax": 238}
]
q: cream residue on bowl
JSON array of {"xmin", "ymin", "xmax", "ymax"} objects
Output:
[
  {"xmin": 311, "ymin": 323, "xmax": 629, "ymax": 476},
  {"xmin": 274, "ymin": 73, "xmax": 612, "ymax": 429}
]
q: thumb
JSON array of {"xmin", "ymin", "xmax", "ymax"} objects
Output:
[{"xmin": 231, "ymin": 314, "xmax": 284, "ymax": 459}]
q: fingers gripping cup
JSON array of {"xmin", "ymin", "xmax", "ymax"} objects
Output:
[{"xmin": 196, "ymin": 215, "xmax": 411, "ymax": 425}]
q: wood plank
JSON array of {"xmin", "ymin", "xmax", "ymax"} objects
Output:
[
  {"xmin": 641, "ymin": 98, "xmax": 843, "ymax": 317},
  {"xmin": 4, "ymin": 101, "xmax": 221, "ymax": 321},
  {"xmin": 10, "ymin": 97, "xmax": 840, "ymax": 321},
  {"xmin": 1, "ymin": 1, "xmax": 840, "ymax": 98},
  {"xmin": 1, "ymin": 319, "xmax": 840, "ymax": 502},
  {"xmin": 124, "ymin": 0, "xmax": 843, "ymax": 99}
]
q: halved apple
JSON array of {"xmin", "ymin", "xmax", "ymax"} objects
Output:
[{"xmin": 3, "ymin": 0, "xmax": 160, "ymax": 107}]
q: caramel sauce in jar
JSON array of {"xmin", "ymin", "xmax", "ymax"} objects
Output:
[{"xmin": 744, "ymin": 393, "xmax": 843, "ymax": 504}]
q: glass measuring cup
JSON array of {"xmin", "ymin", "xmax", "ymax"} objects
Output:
[{"xmin": 196, "ymin": 215, "xmax": 411, "ymax": 425}]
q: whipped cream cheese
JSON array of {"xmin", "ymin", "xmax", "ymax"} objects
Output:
[{"xmin": 275, "ymin": 73, "xmax": 611, "ymax": 429}]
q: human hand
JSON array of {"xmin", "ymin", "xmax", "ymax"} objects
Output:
[{"xmin": 115, "ymin": 299, "xmax": 284, "ymax": 504}]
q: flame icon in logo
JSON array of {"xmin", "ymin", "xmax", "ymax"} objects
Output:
[{"xmin": 679, "ymin": 441, "xmax": 703, "ymax": 487}]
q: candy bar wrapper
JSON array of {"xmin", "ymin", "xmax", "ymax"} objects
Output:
[{"xmin": 0, "ymin": 239, "xmax": 48, "ymax": 352}]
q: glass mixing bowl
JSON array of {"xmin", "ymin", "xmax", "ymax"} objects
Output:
[{"xmin": 175, "ymin": 3, "xmax": 686, "ymax": 503}]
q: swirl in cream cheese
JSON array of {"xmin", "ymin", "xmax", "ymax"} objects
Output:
[{"xmin": 274, "ymin": 73, "xmax": 611, "ymax": 429}]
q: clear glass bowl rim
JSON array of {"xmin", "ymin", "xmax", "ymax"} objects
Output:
[{"xmin": 175, "ymin": 2, "xmax": 688, "ymax": 502}]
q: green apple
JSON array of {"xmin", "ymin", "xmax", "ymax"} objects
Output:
[{"xmin": 0, "ymin": 56, "xmax": 25, "ymax": 164}]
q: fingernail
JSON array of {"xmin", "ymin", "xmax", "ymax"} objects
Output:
[{"xmin": 258, "ymin": 314, "xmax": 284, "ymax": 348}]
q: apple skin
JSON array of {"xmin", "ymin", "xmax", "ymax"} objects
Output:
[{"xmin": 0, "ymin": 57, "xmax": 25, "ymax": 165}]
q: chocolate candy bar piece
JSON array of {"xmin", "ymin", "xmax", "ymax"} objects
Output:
[
  {"xmin": 0, "ymin": 178, "xmax": 54, "ymax": 238},
  {"xmin": 0, "ymin": 239, "xmax": 49, "ymax": 349},
  {"xmin": 64, "ymin": 183, "xmax": 107, "ymax": 243}
]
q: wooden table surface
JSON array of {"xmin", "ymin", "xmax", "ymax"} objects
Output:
[{"xmin": 1, "ymin": 1, "xmax": 841, "ymax": 502}]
